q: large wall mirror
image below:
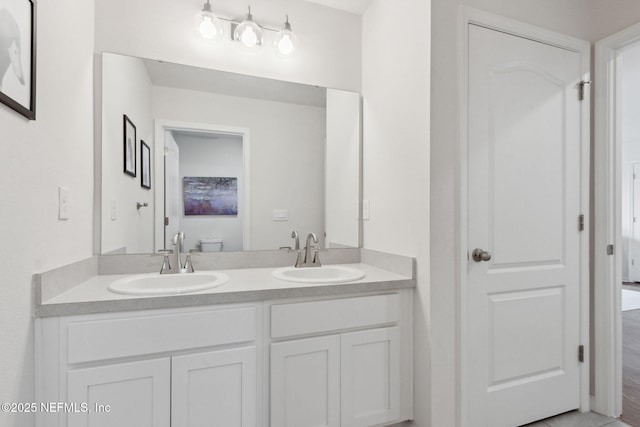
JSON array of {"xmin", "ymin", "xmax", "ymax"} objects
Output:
[{"xmin": 98, "ymin": 53, "xmax": 361, "ymax": 255}]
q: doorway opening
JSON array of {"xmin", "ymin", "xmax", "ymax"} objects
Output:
[
  {"xmin": 594, "ymin": 21, "xmax": 640, "ymax": 427},
  {"xmin": 154, "ymin": 120, "xmax": 251, "ymax": 254},
  {"xmin": 617, "ymin": 40, "xmax": 640, "ymax": 427}
]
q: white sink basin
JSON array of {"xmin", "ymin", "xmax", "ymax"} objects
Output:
[
  {"xmin": 108, "ymin": 271, "xmax": 229, "ymax": 296},
  {"xmin": 272, "ymin": 265, "xmax": 365, "ymax": 284}
]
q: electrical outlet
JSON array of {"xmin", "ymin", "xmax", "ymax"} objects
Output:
[{"xmin": 58, "ymin": 187, "xmax": 70, "ymax": 220}]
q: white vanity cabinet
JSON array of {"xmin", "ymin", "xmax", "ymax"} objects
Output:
[
  {"xmin": 67, "ymin": 357, "xmax": 170, "ymax": 427},
  {"xmin": 36, "ymin": 289, "xmax": 413, "ymax": 427},
  {"xmin": 268, "ymin": 292, "xmax": 411, "ymax": 427},
  {"xmin": 171, "ymin": 346, "xmax": 257, "ymax": 426},
  {"xmin": 36, "ymin": 304, "xmax": 259, "ymax": 427}
]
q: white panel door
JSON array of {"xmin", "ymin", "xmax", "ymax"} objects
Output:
[
  {"xmin": 271, "ymin": 335, "xmax": 340, "ymax": 427},
  {"xmin": 171, "ymin": 346, "xmax": 256, "ymax": 427},
  {"xmin": 467, "ymin": 24, "xmax": 583, "ymax": 426},
  {"xmin": 341, "ymin": 327, "xmax": 400, "ymax": 427},
  {"xmin": 629, "ymin": 163, "xmax": 640, "ymax": 281},
  {"xmin": 67, "ymin": 358, "xmax": 170, "ymax": 427}
]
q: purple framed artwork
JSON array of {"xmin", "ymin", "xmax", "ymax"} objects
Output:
[{"xmin": 183, "ymin": 177, "xmax": 238, "ymax": 216}]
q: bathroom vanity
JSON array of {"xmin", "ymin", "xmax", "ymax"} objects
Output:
[{"xmin": 34, "ymin": 250, "xmax": 415, "ymax": 427}]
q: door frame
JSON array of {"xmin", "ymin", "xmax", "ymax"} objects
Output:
[
  {"xmin": 457, "ymin": 7, "xmax": 591, "ymax": 426},
  {"xmin": 153, "ymin": 120, "xmax": 251, "ymax": 251},
  {"xmin": 593, "ymin": 22, "xmax": 640, "ymax": 418}
]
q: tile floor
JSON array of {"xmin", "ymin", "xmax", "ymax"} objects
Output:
[{"xmin": 523, "ymin": 411, "xmax": 632, "ymax": 427}]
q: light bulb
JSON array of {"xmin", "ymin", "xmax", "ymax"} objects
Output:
[
  {"xmin": 198, "ymin": 1, "xmax": 224, "ymax": 40},
  {"xmin": 275, "ymin": 15, "xmax": 297, "ymax": 56},
  {"xmin": 234, "ymin": 7, "xmax": 263, "ymax": 48},
  {"xmin": 277, "ymin": 33, "xmax": 294, "ymax": 55},
  {"xmin": 200, "ymin": 15, "xmax": 217, "ymax": 39}
]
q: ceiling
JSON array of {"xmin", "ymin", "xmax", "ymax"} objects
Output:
[
  {"xmin": 302, "ymin": 0, "xmax": 372, "ymax": 15},
  {"xmin": 143, "ymin": 59, "xmax": 327, "ymax": 108}
]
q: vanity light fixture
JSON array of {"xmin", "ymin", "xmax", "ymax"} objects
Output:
[
  {"xmin": 275, "ymin": 15, "xmax": 297, "ymax": 55},
  {"xmin": 233, "ymin": 6, "xmax": 263, "ymax": 48},
  {"xmin": 198, "ymin": 0, "xmax": 224, "ymax": 40},
  {"xmin": 198, "ymin": 4, "xmax": 298, "ymax": 56}
]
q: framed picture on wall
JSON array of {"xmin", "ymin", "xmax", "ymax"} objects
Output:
[
  {"xmin": 183, "ymin": 177, "xmax": 238, "ymax": 216},
  {"xmin": 123, "ymin": 115, "xmax": 136, "ymax": 177},
  {"xmin": 141, "ymin": 140, "xmax": 151, "ymax": 189},
  {"xmin": 0, "ymin": 0, "xmax": 37, "ymax": 120}
]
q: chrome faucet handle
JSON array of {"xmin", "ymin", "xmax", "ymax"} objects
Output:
[
  {"xmin": 158, "ymin": 250, "xmax": 172, "ymax": 274},
  {"xmin": 312, "ymin": 249, "xmax": 322, "ymax": 267},
  {"xmin": 291, "ymin": 230, "xmax": 300, "ymax": 250},
  {"xmin": 183, "ymin": 254, "xmax": 195, "ymax": 273}
]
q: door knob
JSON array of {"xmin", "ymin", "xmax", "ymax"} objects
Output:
[{"xmin": 472, "ymin": 248, "xmax": 492, "ymax": 262}]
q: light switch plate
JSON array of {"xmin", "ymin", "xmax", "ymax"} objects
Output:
[
  {"xmin": 110, "ymin": 200, "xmax": 117, "ymax": 221},
  {"xmin": 58, "ymin": 187, "xmax": 70, "ymax": 220},
  {"xmin": 273, "ymin": 209, "xmax": 289, "ymax": 221}
]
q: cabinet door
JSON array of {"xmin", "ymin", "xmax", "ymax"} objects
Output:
[
  {"xmin": 271, "ymin": 335, "xmax": 340, "ymax": 427},
  {"xmin": 341, "ymin": 327, "xmax": 400, "ymax": 427},
  {"xmin": 171, "ymin": 346, "xmax": 257, "ymax": 427},
  {"xmin": 67, "ymin": 358, "xmax": 170, "ymax": 427}
]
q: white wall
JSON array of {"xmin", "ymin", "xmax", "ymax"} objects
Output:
[
  {"xmin": 153, "ymin": 86, "xmax": 326, "ymax": 250},
  {"xmin": 0, "ymin": 0, "xmax": 95, "ymax": 425},
  {"xmin": 100, "ymin": 54, "xmax": 154, "ymax": 254},
  {"xmin": 362, "ymin": 1, "xmax": 430, "ymax": 426},
  {"xmin": 94, "ymin": 0, "xmax": 362, "ymax": 92},
  {"xmin": 325, "ymin": 89, "xmax": 360, "ymax": 248},
  {"xmin": 173, "ymin": 133, "xmax": 244, "ymax": 252}
]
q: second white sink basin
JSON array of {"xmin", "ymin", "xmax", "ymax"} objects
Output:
[
  {"xmin": 272, "ymin": 265, "xmax": 365, "ymax": 284},
  {"xmin": 108, "ymin": 271, "xmax": 229, "ymax": 296}
]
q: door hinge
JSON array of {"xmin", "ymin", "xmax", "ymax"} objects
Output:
[
  {"xmin": 578, "ymin": 214, "xmax": 584, "ymax": 231},
  {"xmin": 579, "ymin": 81, "xmax": 591, "ymax": 101},
  {"xmin": 164, "ymin": 217, "xmax": 169, "ymax": 226},
  {"xmin": 607, "ymin": 244, "xmax": 615, "ymax": 255},
  {"xmin": 578, "ymin": 345, "xmax": 584, "ymax": 363}
]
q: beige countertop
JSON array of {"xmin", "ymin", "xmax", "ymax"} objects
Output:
[{"xmin": 36, "ymin": 262, "xmax": 415, "ymax": 317}]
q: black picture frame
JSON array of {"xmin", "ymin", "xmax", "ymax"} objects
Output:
[
  {"xmin": 0, "ymin": 0, "xmax": 37, "ymax": 120},
  {"xmin": 141, "ymin": 140, "xmax": 151, "ymax": 189},
  {"xmin": 123, "ymin": 115, "xmax": 136, "ymax": 177}
]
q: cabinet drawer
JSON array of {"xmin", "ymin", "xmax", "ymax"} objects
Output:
[
  {"xmin": 67, "ymin": 306, "xmax": 256, "ymax": 364},
  {"xmin": 271, "ymin": 294, "xmax": 399, "ymax": 338}
]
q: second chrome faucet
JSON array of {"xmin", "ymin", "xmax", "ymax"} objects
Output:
[
  {"xmin": 160, "ymin": 232, "xmax": 195, "ymax": 274},
  {"xmin": 294, "ymin": 232, "xmax": 322, "ymax": 268}
]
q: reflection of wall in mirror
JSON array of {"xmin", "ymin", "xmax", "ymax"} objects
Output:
[
  {"xmin": 101, "ymin": 54, "xmax": 154, "ymax": 254},
  {"xmin": 326, "ymin": 89, "xmax": 360, "ymax": 248}
]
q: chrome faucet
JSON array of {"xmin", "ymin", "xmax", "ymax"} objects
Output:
[
  {"xmin": 160, "ymin": 232, "xmax": 195, "ymax": 274},
  {"xmin": 295, "ymin": 232, "xmax": 322, "ymax": 268}
]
